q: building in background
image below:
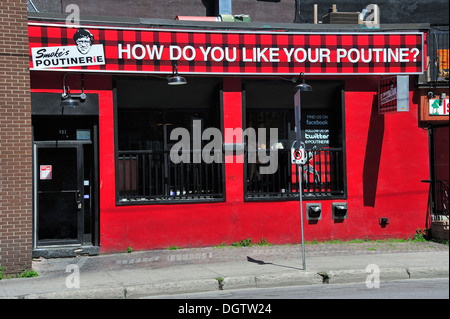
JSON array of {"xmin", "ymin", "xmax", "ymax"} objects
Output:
[
  {"xmin": 417, "ymin": 25, "xmax": 449, "ymax": 241},
  {"xmin": 0, "ymin": 0, "xmax": 448, "ymax": 273}
]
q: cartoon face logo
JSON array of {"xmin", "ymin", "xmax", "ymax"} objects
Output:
[{"xmin": 73, "ymin": 28, "xmax": 94, "ymax": 54}]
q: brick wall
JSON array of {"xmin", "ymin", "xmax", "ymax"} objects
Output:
[{"xmin": 0, "ymin": 0, "xmax": 32, "ymax": 275}]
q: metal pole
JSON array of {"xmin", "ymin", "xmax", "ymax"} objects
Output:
[
  {"xmin": 294, "ymin": 73, "xmax": 312, "ymax": 270},
  {"xmin": 294, "ymin": 89, "xmax": 306, "ymax": 270},
  {"xmin": 299, "ymin": 164, "xmax": 306, "ymax": 270}
]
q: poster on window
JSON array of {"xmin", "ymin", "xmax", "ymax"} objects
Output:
[{"xmin": 302, "ymin": 111, "xmax": 331, "ymax": 148}]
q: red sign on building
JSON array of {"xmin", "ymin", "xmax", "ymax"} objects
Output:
[
  {"xmin": 378, "ymin": 75, "xmax": 410, "ymax": 114},
  {"xmin": 28, "ymin": 23, "xmax": 425, "ymax": 76}
]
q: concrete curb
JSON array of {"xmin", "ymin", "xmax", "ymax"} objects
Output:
[
  {"xmin": 15, "ymin": 266, "xmax": 448, "ymax": 299},
  {"xmin": 326, "ymin": 266, "xmax": 449, "ymax": 284},
  {"xmin": 222, "ymin": 272, "xmax": 323, "ymax": 290},
  {"xmin": 125, "ymin": 279, "xmax": 219, "ymax": 299},
  {"xmin": 223, "ymin": 266, "xmax": 450, "ymax": 290},
  {"xmin": 24, "ymin": 286, "xmax": 126, "ymax": 299}
]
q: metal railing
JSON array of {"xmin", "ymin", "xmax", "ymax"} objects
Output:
[
  {"xmin": 118, "ymin": 150, "xmax": 225, "ymax": 203},
  {"xmin": 422, "ymin": 180, "xmax": 450, "ymax": 218},
  {"xmin": 245, "ymin": 148, "xmax": 346, "ymax": 200},
  {"xmin": 117, "ymin": 147, "xmax": 346, "ymax": 203}
]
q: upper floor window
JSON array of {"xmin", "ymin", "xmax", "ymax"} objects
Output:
[{"xmin": 421, "ymin": 29, "xmax": 449, "ymax": 84}]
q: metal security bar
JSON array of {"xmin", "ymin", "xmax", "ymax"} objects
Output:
[
  {"xmin": 118, "ymin": 150, "xmax": 224, "ymax": 203},
  {"xmin": 423, "ymin": 180, "xmax": 450, "ymax": 218},
  {"xmin": 245, "ymin": 148, "xmax": 345, "ymax": 200}
]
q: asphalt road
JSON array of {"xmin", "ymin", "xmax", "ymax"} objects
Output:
[{"xmin": 145, "ymin": 278, "xmax": 449, "ymax": 299}]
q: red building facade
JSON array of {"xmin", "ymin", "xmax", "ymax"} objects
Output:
[{"xmin": 26, "ymin": 19, "xmax": 432, "ymax": 257}]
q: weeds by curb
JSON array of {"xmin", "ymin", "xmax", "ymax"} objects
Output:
[{"xmin": 0, "ymin": 266, "xmax": 39, "ymax": 280}]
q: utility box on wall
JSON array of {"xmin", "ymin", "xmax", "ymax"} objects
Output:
[
  {"xmin": 332, "ymin": 202, "xmax": 348, "ymax": 219},
  {"xmin": 306, "ymin": 203, "xmax": 322, "ymax": 220}
]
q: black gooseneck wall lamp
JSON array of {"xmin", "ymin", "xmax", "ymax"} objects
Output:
[
  {"xmin": 61, "ymin": 73, "xmax": 86, "ymax": 108},
  {"xmin": 295, "ymin": 72, "xmax": 312, "ymax": 92},
  {"xmin": 167, "ymin": 63, "xmax": 187, "ymax": 86}
]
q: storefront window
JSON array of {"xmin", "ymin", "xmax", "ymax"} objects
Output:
[
  {"xmin": 244, "ymin": 80, "xmax": 346, "ymax": 200},
  {"xmin": 115, "ymin": 77, "xmax": 224, "ymax": 203}
]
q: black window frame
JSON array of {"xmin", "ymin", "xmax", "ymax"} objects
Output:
[
  {"xmin": 113, "ymin": 77, "xmax": 226, "ymax": 205},
  {"xmin": 242, "ymin": 79, "xmax": 348, "ymax": 202}
]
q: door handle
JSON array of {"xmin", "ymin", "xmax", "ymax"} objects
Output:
[{"xmin": 76, "ymin": 190, "xmax": 82, "ymax": 210}]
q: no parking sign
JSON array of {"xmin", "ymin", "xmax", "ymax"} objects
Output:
[{"xmin": 291, "ymin": 146, "xmax": 306, "ymax": 165}]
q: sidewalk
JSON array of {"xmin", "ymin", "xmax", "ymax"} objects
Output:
[{"xmin": 0, "ymin": 241, "xmax": 448, "ymax": 299}]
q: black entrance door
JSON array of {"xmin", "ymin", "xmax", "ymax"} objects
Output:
[
  {"xmin": 34, "ymin": 142, "xmax": 85, "ymax": 246},
  {"xmin": 31, "ymin": 92, "xmax": 99, "ymax": 256}
]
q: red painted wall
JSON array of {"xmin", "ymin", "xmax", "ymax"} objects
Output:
[
  {"xmin": 343, "ymin": 76, "xmax": 429, "ymax": 240},
  {"xmin": 31, "ymin": 72, "xmax": 430, "ymax": 253}
]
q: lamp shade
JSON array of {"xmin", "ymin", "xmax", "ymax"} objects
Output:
[
  {"xmin": 295, "ymin": 72, "xmax": 312, "ymax": 91},
  {"xmin": 168, "ymin": 74, "xmax": 187, "ymax": 85},
  {"xmin": 60, "ymin": 97, "xmax": 80, "ymax": 108},
  {"xmin": 296, "ymin": 81, "xmax": 312, "ymax": 91},
  {"xmin": 168, "ymin": 64, "xmax": 187, "ymax": 85}
]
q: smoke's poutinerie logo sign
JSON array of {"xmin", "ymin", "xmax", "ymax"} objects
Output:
[
  {"xmin": 31, "ymin": 28, "xmax": 105, "ymax": 69},
  {"xmin": 28, "ymin": 23, "xmax": 425, "ymax": 75}
]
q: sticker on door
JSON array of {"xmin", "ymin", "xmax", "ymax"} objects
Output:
[{"xmin": 40, "ymin": 165, "xmax": 52, "ymax": 180}]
